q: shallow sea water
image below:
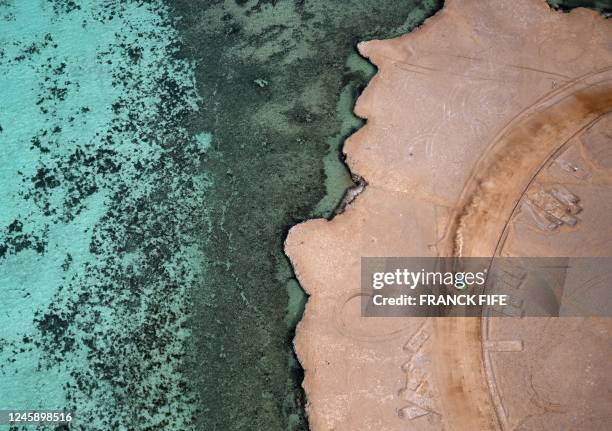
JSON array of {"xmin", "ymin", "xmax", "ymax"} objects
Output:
[
  {"xmin": 1, "ymin": 1, "xmax": 206, "ymax": 429},
  {"xmin": 0, "ymin": 1, "xmax": 605, "ymax": 430},
  {"xmin": 168, "ymin": 1, "xmax": 444, "ymax": 429}
]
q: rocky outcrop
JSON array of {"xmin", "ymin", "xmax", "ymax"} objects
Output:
[{"xmin": 285, "ymin": 1, "xmax": 612, "ymax": 429}]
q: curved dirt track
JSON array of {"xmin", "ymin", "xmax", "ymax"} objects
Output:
[
  {"xmin": 433, "ymin": 71, "xmax": 612, "ymax": 431},
  {"xmin": 285, "ymin": 1, "xmax": 612, "ymax": 429},
  {"xmin": 446, "ymin": 70, "xmax": 612, "ymax": 258}
]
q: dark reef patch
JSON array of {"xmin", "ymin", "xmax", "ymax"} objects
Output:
[
  {"xmin": 549, "ymin": 0, "xmax": 612, "ymax": 13},
  {"xmin": 167, "ymin": 0, "xmax": 443, "ymax": 429}
]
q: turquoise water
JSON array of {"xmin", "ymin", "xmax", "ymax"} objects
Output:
[
  {"xmin": 1, "ymin": 1, "xmax": 206, "ymax": 428},
  {"xmin": 1, "ymin": 1, "xmax": 444, "ymax": 428}
]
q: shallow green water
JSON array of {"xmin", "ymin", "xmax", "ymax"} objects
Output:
[
  {"xmin": 0, "ymin": 0, "xmax": 605, "ymax": 430},
  {"xmin": 168, "ymin": 1, "xmax": 443, "ymax": 429}
]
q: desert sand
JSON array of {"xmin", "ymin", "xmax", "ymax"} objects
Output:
[{"xmin": 285, "ymin": 0, "xmax": 612, "ymax": 429}]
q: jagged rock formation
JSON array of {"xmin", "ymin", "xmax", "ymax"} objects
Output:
[{"xmin": 285, "ymin": 1, "xmax": 612, "ymax": 429}]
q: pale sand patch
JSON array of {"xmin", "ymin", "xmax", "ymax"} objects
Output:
[{"xmin": 285, "ymin": 1, "xmax": 612, "ymax": 429}]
